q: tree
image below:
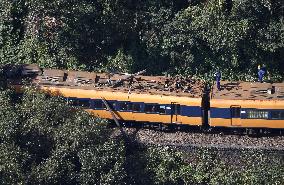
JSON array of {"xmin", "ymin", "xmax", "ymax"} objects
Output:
[
  {"xmin": 145, "ymin": 147, "xmax": 284, "ymax": 185},
  {"xmin": 0, "ymin": 88, "xmax": 127, "ymax": 184}
]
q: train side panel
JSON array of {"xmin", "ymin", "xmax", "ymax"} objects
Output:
[
  {"xmin": 210, "ymin": 99, "xmax": 284, "ymax": 129},
  {"xmin": 40, "ymin": 86, "xmax": 204, "ymax": 126}
]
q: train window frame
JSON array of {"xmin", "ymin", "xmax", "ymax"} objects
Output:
[{"xmin": 246, "ymin": 109, "xmax": 269, "ymax": 119}]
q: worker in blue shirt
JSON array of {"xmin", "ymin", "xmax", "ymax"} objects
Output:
[
  {"xmin": 215, "ymin": 70, "xmax": 221, "ymax": 91},
  {"xmin": 258, "ymin": 65, "xmax": 266, "ymax": 83}
]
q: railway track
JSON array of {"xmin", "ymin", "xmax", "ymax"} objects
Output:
[
  {"xmin": 112, "ymin": 127, "xmax": 284, "ymax": 152},
  {"xmin": 142, "ymin": 142, "xmax": 284, "ymax": 154}
]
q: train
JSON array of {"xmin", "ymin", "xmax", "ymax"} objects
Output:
[{"xmin": 4, "ymin": 64, "xmax": 284, "ymax": 133}]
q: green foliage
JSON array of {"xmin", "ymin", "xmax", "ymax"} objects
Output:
[
  {"xmin": 78, "ymin": 140, "xmax": 126, "ymax": 185},
  {"xmin": 146, "ymin": 147, "xmax": 186, "ymax": 184},
  {"xmin": 0, "ymin": 90, "xmax": 19, "ymax": 141},
  {"xmin": 0, "ymin": 142, "xmax": 27, "ymax": 184},
  {"xmin": 144, "ymin": 147, "xmax": 284, "ymax": 185},
  {"xmin": 0, "ymin": 0, "xmax": 283, "ymax": 80},
  {"xmin": 155, "ymin": 0, "xmax": 283, "ymax": 80},
  {"xmin": 105, "ymin": 48, "xmax": 134, "ymax": 73},
  {"xmin": 0, "ymin": 88, "xmax": 126, "ymax": 184}
]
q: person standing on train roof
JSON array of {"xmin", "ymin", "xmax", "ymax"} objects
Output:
[
  {"xmin": 215, "ymin": 70, "xmax": 221, "ymax": 91},
  {"xmin": 258, "ymin": 64, "xmax": 266, "ymax": 83}
]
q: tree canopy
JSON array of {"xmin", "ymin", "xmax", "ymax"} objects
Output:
[
  {"xmin": 0, "ymin": 0, "xmax": 283, "ymax": 80},
  {"xmin": 0, "ymin": 88, "xmax": 126, "ymax": 184}
]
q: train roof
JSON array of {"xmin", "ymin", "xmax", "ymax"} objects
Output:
[
  {"xmin": 8, "ymin": 64, "xmax": 205, "ymax": 98},
  {"xmin": 211, "ymin": 81, "xmax": 284, "ymax": 100}
]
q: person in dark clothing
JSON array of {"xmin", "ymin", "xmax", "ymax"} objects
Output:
[
  {"xmin": 215, "ymin": 70, "xmax": 221, "ymax": 91},
  {"xmin": 258, "ymin": 65, "xmax": 266, "ymax": 83}
]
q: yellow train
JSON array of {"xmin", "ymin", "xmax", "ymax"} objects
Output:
[
  {"xmin": 210, "ymin": 81, "xmax": 284, "ymax": 129},
  {"xmin": 5, "ymin": 64, "xmax": 284, "ymax": 132}
]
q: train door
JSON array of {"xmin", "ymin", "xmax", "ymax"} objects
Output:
[
  {"xmin": 171, "ymin": 102, "xmax": 180, "ymax": 124},
  {"xmin": 231, "ymin": 105, "xmax": 241, "ymax": 126}
]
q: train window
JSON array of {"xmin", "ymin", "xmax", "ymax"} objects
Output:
[
  {"xmin": 127, "ymin": 103, "xmax": 133, "ymax": 111},
  {"xmin": 271, "ymin": 111, "xmax": 284, "ymax": 120},
  {"xmin": 119, "ymin": 102, "xmax": 127, "ymax": 110},
  {"xmin": 108, "ymin": 102, "xmax": 116, "ymax": 110},
  {"xmin": 231, "ymin": 107, "xmax": 241, "ymax": 118},
  {"xmin": 158, "ymin": 105, "xmax": 166, "ymax": 114},
  {"xmin": 119, "ymin": 102, "xmax": 132, "ymax": 111},
  {"xmin": 145, "ymin": 104, "xmax": 153, "ymax": 112},
  {"xmin": 80, "ymin": 100, "xmax": 90, "ymax": 108},
  {"xmin": 145, "ymin": 104, "xmax": 159, "ymax": 113},
  {"xmin": 145, "ymin": 104, "xmax": 166, "ymax": 113},
  {"xmin": 133, "ymin": 104, "xmax": 141, "ymax": 112},
  {"xmin": 247, "ymin": 110, "xmax": 268, "ymax": 119},
  {"xmin": 66, "ymin": 98, "xmax": 74, "ymax": 105},
  {"xmin": 281, "ymin": 111, "xmax": 284, "ymax": 119},
  {"xmin": 93, "ymin": 100, "xmax": 105, "ymax": 109},
  {"xmin": 72, "ymin": 99, "xmax": 90, "ymax": 108}
]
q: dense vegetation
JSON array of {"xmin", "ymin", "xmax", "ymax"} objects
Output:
[
  {"xmin": 0, "ymin": 0, "xmax": 284, "ymax": 184},
  {"xmin": 0, "ymin": 89, "xmax": 125, "ymax": 184},
  {"xmin": 0, "ymin": 0, "xmax": 283, "ymax": 81}
]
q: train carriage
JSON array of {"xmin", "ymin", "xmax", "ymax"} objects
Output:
[
  {"xmin": 53, "ymin": 88, "xmax": 204, "ymax": 126},
  {"xmin": 9, "ymin": 64, "xmax": 205, "ymax": 126},
  {"xmin": 6, "ymin": 64, "xmax": 284, "ymax": 131},
  {"xmin": 210, "ymin": 81, "xmax": 284, "ymax": 129}
]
